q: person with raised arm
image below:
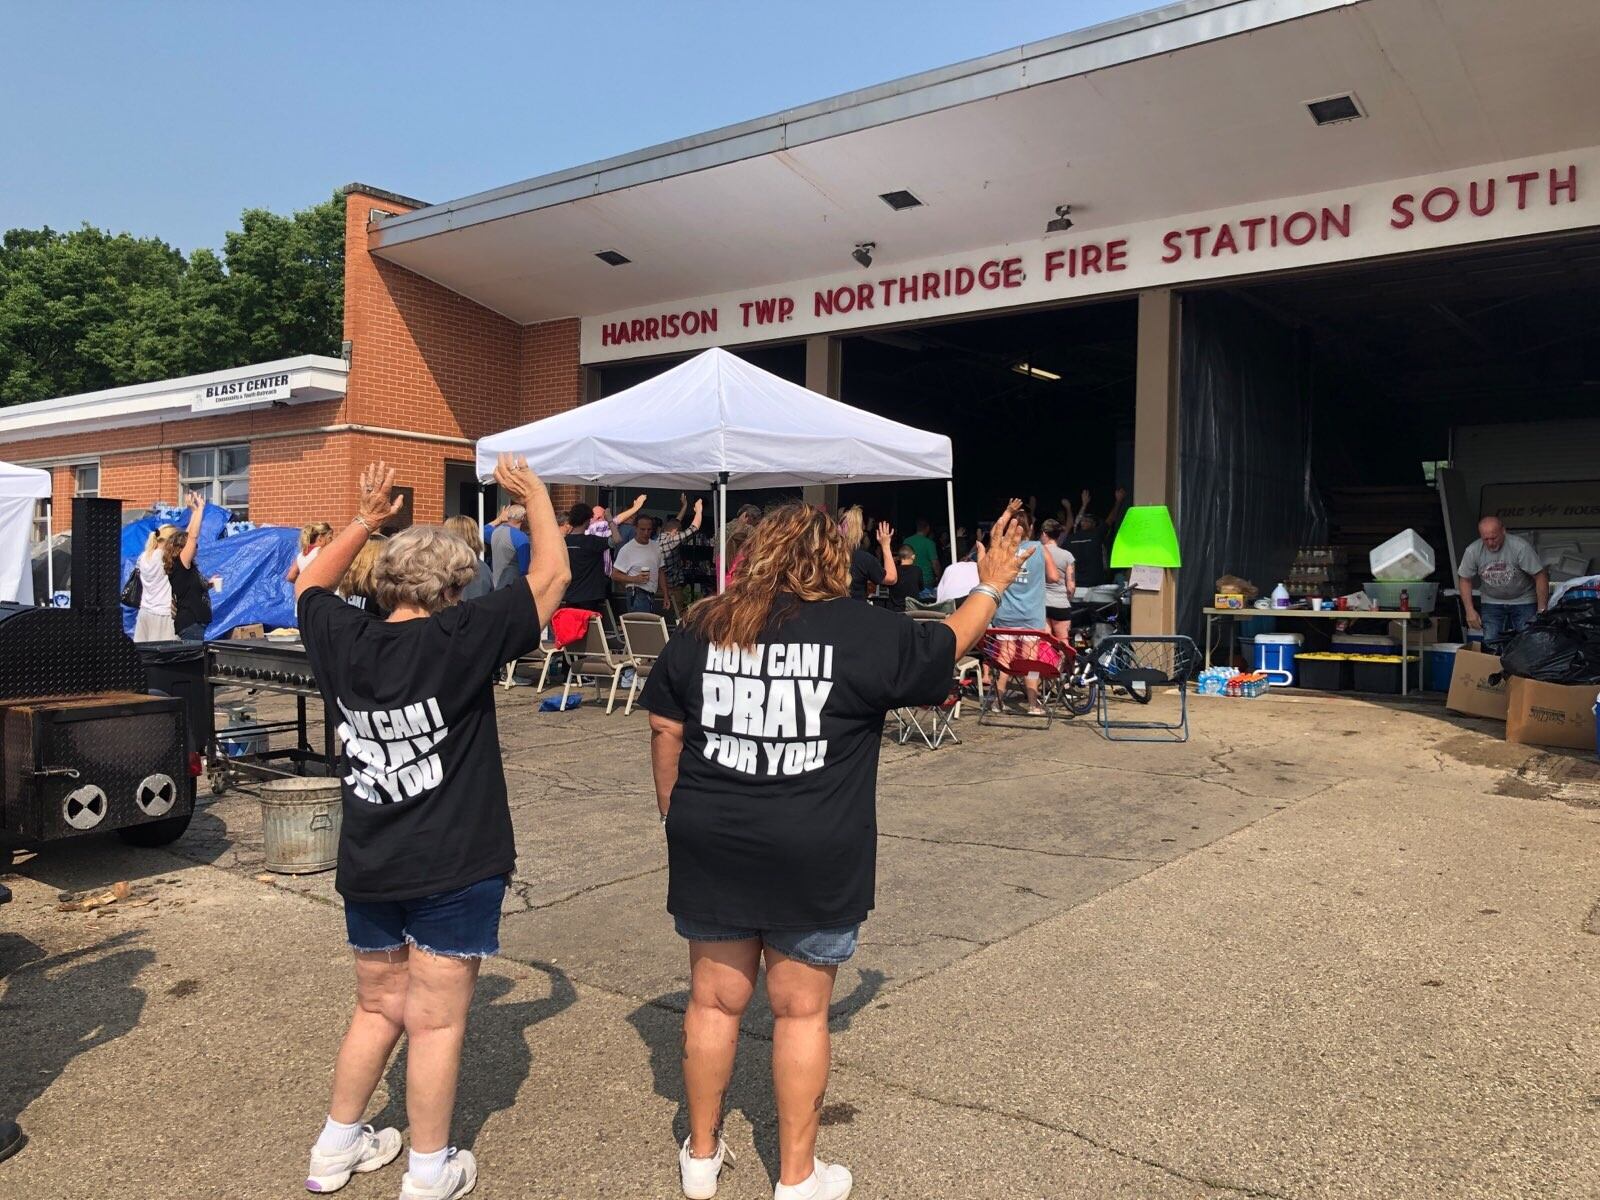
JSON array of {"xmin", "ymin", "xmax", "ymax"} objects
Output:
[
  {"xmin": 642, "ymin": 500, "xmax": 1031, "ymax": 1200},
  {"xmin": 293, "ymin": 457, "xmax": 568, "ymax": 1200}
]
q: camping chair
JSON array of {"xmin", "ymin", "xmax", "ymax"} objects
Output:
[
  {"xmin": 619, "ymin": 612, "xmax": 670, "ymax": 716},
  {"xmin": 977, "ymin": 628, "xmax": 1070, "ymax": 728},
  {"xmin": 1092, "ymin": 634, "xmax": 1199, "ymax": 742},
  {"xmin": 906, "ymin": 609, "xmax": 981, "ymax": 720},
  {"xmin": 501, "ymin": 628, "xmax": 559, "ymax": 691},
  {"xmin": 559, "ymin": 614, "xmax": 636, "ymax": 715}
]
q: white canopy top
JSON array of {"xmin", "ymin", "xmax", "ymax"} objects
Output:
[
  {"xmin": 476, "ymin": 347, "xmax": 952, "ymax": 488},
  {"xmin": 0, "ymin": 460, "xmax": 50, "ymax": 500},
  {"xmin": 0, "ymin": 460, "xmax": 49, "ymax": 605}
]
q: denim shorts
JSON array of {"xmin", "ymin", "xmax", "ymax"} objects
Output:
[
  {"xmin": 673, "ymin": 916, "xmax": 860, "ymax": 966},
  {"xmin": 344, "ymin": 874, "xmax": 508, "ymax": 959}
]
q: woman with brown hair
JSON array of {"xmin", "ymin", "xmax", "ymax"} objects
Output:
[{"xmin": 641, "ymin": 499, "xmax": 1032, "ymax": 1200}]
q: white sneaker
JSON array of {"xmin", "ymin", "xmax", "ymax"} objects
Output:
[
  {"xmin": 399, "ymin": 1148, "xmax": 477, "ymax": 1200},
  {"xmin": 773, "ymin": 1158, "xmax": 853, "ymax": 1200},
  {"xmin": 679, "ymin": 1135, "xmax": 734, "ymax": 1199},
  {"xmin": 304, "ymin": 1125, "xmax": 402, "ymax": 1192}
]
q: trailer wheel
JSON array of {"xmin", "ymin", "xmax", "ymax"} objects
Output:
[{"xmin": 117, "ymin": 780, "xmax": 196, "ymax": 848}]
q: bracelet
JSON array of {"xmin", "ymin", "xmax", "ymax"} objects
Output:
[
  {"xmin": 352, "ymin": 515, "xmax": 378, "ymax": 534},
  {"xmin": 971, "ymin": 584, "xmax": 1002, "ymax": 606}
]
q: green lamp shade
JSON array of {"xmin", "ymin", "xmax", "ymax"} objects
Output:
[{"xmin": 1110, "ymin": 505, "xmax": 1181, "ymax": 568}]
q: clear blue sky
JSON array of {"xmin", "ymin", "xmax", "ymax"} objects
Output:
[{"xmin": 1, "ymin": 0, "xmax": 1154, "ymax": 255}]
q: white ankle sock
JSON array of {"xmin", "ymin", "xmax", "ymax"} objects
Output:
[
  {"xmin": 409, "ymin": 1147, "xmax": 450, "ymax": 1186},
  {"xmin": 314, "ymin": 1115, "xmax": 363, "ymax": 1154}
]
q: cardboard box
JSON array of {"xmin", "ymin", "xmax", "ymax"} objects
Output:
[
  {"xmin": 1446, "ymin": 649, "xmax": 1510, "ymax": 721},
  {"xmin": 1505, "ymin": 677, "xmax": 1599, "ymax": 751},
  {"xmin": 1214, "ymin": 593, "xmax": 1246, "ymax": 609},
  {"xmin": 1389, "ymin": 618, "xmax": 1444, "ymax": 647}
]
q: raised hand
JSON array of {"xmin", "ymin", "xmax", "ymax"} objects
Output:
[
  {"xmin": 875, "ymin": 521, "xmax": 894, "ymax": 544},
  {"xmin": 693, "ymin": 498, "xmax": 704, "ymax": 515},
  {"xmin": 492, "ymin": 453, "xmax": 543, "ymax": 505},
  {"xmin": 976, "ymin": 500, "xmax": 1035, "ymax": 595},
  {"xmin": 357, "ymin": 461, "xmax": 405, "ymax": 528},
  {"xmin": 186, "ymin": 490, "xmax": 206, "ymax": 512}
]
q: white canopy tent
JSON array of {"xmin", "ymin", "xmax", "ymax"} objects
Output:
[
  {"xmin": 0, "ymin": 461, "xmax": 50, "ymax": 605},
  {"xmin": 475, "ymin": 348, "xmax": 957, "ymax": 588}
]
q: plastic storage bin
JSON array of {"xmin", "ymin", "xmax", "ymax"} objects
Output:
[
  {"xmin": 1370, "ymin": 529, "xmax": 1436, "ymax": 581},
  {"xmin": 1331, "ymin": 632, "xmax": 1399, "ymax": 655},
  {"xmin": 1295, "ymin": 652, "xmax": 1351, "ymax": 691},
  {"xmin": 1363, "ymin": 581, "xmax": 1440, "ymax": 611},
  {"xmin": 1253, "ymin": 632, "xmax": 1304, "ymax": 686},
  {"xmin": 1423, "ymin": 643, "xmax": 1463, "ymax": 692},
  {"xmin": 1350, "ymin": 654, "xmax": 1420, "ymax": 694}
]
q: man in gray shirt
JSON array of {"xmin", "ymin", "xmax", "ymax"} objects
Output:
[
  {"xmin": 488, "ymin": 505, "xmax": 527, "ymax": 590},
  {"xmin": 1457, "ymin": 516, "xmax": 1548, "ymax": 646}
]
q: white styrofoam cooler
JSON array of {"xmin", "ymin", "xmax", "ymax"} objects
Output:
[{"xmin": 1370, "ymin": 528, "xmax": 1436, "ymax": 581}]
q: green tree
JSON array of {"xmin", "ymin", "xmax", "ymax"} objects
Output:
[{"xmin": 0, "ymin": 191, "xmax": 344, "ymax": 407}]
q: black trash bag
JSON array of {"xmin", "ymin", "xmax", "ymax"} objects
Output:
[
  {"xmin": 1497, "ymin": 598, "xmax": 1600, "ymax": 684},
  {"xmin": 1498, "ymin": 628, "xmax": 1587, "ymax": 683}
]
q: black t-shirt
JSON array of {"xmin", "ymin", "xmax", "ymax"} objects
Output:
[
  {"xmin": 848, "ymin": 549, "xmax": 886, "ymax": 600},
  {"xmin": 562, "ymin": 533, "xmax": 611, "ymax": 608},
  {"xmin": 884, "ymin": 564, "xmax": 924, "ymax": 611},
  {"xmin": 1061, "ymin": 529, "xmax": 1108, "ymax": 587},
  {"xmin": 297, "ymin": 579, "xmax": 542, "ymax": 902},
  {"xmin": 170, "ymin": 562, "xmax": 212, "ymax": 632},
  {"xmin": 640, "ymin": 597, "xmax": 956, "ymax": 929}
]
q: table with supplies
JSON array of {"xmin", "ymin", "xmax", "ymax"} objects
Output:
[{"xmin": 1203, "ymin": 608, "xmax": 1428, "ymax": 696}]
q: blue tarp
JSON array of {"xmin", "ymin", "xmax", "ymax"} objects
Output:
[{"xmin": 120, "ymin": 505, "xmax": 299, "ymax": 637}]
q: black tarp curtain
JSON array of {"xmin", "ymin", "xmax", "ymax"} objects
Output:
[{"xmin": 1176, "ymin": 293, "xmax": 1327, "ymax": 643}]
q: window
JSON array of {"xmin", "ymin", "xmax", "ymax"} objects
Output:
[
  {"xmin": 32, "ymin": 501, "xmax": 49, "ymax": 545},
  {"xmin": 75, "ymin": 462, "xmax": 99, "ymax": 497},
  {"xmin": 179, "ymin": 444, "xmax": 249, "ymax": 517}
]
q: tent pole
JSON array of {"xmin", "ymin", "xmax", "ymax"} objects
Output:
[
  {"xmin": 44, "ymin": 499, "xmax": 53, "ymax": 604},
  {"xmin": 946, "ymin": 479, "xmax": 958, "ymax": 564},
  {"xmin": 477, "ymin": 486, "xmax": 486, "ymax": 558},
  {"xmin": 717, "ymin": 474, "xmax": 728, "ymax": 594}
]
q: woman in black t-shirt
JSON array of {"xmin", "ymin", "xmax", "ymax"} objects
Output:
[
  {"xmin": 641, "ymin": 499, "xmax": 1032, "ymax": 1200},
  {"xmin": 293, "ymin": 458, "xmax": 570, "ymax": 1200},
  {"xmin": 842, "ymin": 504, "xmax": 896, "ymax": 600}
]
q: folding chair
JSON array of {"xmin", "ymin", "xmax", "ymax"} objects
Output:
[
  {"xmin": 977, "ymin": 628, "xmax": 1069, "ymax": 729},
  {"xmin": 906, "ymin": 609, "xmax": 980, "ymax": 720},
  {"xmin": 501, "ymin": 628, "xmax": 558, "ymax": 691},
  {"xmin": 559, "ymin": 615, "xmax": 636, "ymax": 715},
  {"xmin": 1093, "ymin": 634, "xmax": 1199, "ymax": 742},
  {"xmin": 892, "ymin": 684, "xmax": 963, "ymax": 748},
  {"xmin": 619, "ymin": 612, "xmax": 670, "ymax": 716}
]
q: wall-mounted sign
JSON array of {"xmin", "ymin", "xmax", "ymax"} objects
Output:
[
  {"xmin": 1482, "ymin": 480, "xmax": 1600, "ymax": 529},
  {"xmin": 581, "ymin": 147, "xmax": 1596, "ymax": 364},
  {"xmin": 192, "ymin": 372, "xmax": 293, "ymax": 412}
]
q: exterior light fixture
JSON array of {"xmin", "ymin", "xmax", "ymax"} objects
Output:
[
  {"xmin": 1306, "ymin": 93, "xmax": 1364, "ymax": 126},
  {"xmin": 1045, "ymin": 205, "xmax": 1074, "ymax": 234},
  {"xmin": 852, "ymin": 242, "xmax": 876, "ymax": 269},
  {"xmin": 1011, "ymin": 363, "xmax": 1061, "ymax": 382},
  {"xmin": 594, "ymin": 250, "xmax": 632, "ymax": 266},
  {"xmin": 879, "ymin": 190, "xmax": 922, "ymax": 211}
]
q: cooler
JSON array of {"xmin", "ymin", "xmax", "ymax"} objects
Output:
[
  {"xmin": 1253, "ymin": 632, "xmax": 1304, "ymax": 687},
  {"xmin": 1423, "ymin": 643, "xmax": 1463, "ymax": 693}
]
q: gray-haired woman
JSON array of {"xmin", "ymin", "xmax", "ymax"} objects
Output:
[{"xmin": 294, "ymin": 458, "xmax": 568, "ymax": 1200}]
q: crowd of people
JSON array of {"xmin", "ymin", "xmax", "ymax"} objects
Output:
[
  {"xmin": 125, "ymin": 467, "xmax": 1128, "ymax": 1198},
  {"xmin": 271, "ymin": 459, "xmax": 1056, "ymax": 1200}
]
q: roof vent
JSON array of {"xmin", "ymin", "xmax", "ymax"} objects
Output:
[
  {"xmin": 1306, "ymin": 93, "xmax": 1364, "ymax": 126},
  {"xmin": 879, "ymin": 190, "xmax": 923, "ymax": 211},
  {"xmin": 594, "ymin": 250, "xmax": 632, "ymax": 266}
]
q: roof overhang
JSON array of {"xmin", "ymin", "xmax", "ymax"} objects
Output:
[
  {"xmin": 0, "ymin": 356, "xmax": 348, "ymax": 444},
  {"xmin": 369, "ymin": 0, "xmax": 1600, "ymax": 340}
]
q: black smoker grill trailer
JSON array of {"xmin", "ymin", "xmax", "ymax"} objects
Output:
[{"xmin": 1, "ymin": 499, "xmax": 196, "ymax": 865}]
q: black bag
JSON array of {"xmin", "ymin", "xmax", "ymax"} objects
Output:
[
  {"xmin": 120, "ymin": 566, "xmax": 142, "ymax": 609},
  {"xmin": 1497, "ymin": 598, "xmax": 1600, "ymax": 685}
]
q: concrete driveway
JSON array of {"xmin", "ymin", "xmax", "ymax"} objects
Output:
[{"xmin": 3, "ymin": 685, "xmax": 1598, "ymax": 1198}]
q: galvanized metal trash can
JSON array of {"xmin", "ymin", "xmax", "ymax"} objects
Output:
[{"xmin": 259, "ymin": 777, "xmax": 342, "ymax": 874}]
